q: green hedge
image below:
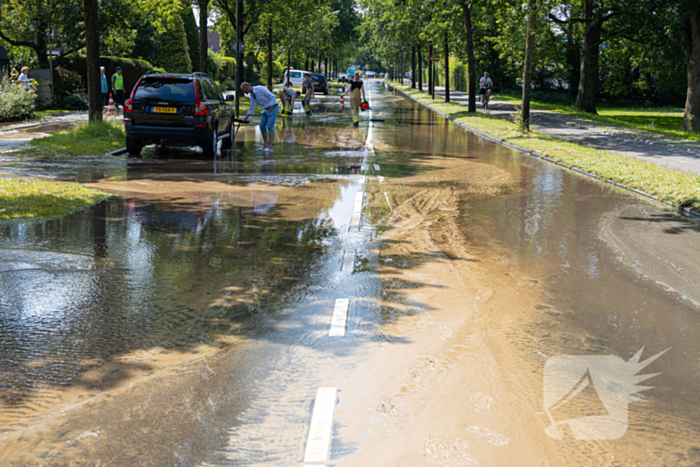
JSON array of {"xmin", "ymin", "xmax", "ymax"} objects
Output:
[{"xmin": 61, "ymin": 55, "xmax": 164, "ymax": 97}]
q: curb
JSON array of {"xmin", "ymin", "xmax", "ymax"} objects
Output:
[
  {"xmin": 385, "ymin": 82, "xmax": 700, "ymax": 221},
  {"xmin": 106, "ymin": 147, "xmax": 128, "ymax": 157}
]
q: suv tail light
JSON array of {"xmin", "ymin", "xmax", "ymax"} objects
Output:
[
  {"xmin": 195, "ymin": 103, "xmax": 208, "ymax": 116},
  {"xmin": 124, "ymin": 98, "xmax": 133, "ymax": 124}
]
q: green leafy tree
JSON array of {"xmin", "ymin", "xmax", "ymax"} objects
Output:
[
  {"xmin": 182, "ymin": 4, "xmax": 201, "ymax": 72},
  {"xmin": 154, "ymin": 16, "xmax": 192, "ymax": 73}
]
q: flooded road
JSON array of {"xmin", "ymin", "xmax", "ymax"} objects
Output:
[{"xmin": 1, "ymin": 81, "xmax": 700, "ymax": 466}]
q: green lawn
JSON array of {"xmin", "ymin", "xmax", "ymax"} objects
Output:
[
  {"xmin": 29, "ymin": 120, "xmax": 125, "ymax": 156},
  {"xmin": 0, "ymin": 178, "xmax": 107, "ymax": 219},
  {"xmin": 493, "ymin": 94, "xmax": 695, "ymax": 142},
  {"xmin": 395, "ymin": 83, "xmax": 700, "ymax": 210},
  {"xmin": 29, "ymin": 120, "xmax": 126, "ymax": 155}
]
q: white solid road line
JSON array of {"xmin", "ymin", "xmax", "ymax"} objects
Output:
[
  {"xmin": 329, "ymin": 299, "xmax": 350, "ymax": 337},
  {"xmin": 341, "ymin": 249, "xmax": 356, "ymax": 272},
  {"xmin": 303, "ymin": 388, "xmax": 337, "ymax": 464},
  {"xmin": 349, "ymin": 192, "xmax": 364, "ymax": 230}
]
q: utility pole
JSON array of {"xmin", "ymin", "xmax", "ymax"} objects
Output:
[
  {"xmin": 234, "ymin": 0, "xmax": 242, "ymax": 117},
  {"xmin": 444, "ymin": 32, "xmax": 450, "ymax": 103}
]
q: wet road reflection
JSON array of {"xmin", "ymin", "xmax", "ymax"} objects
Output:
[{"xmin": 1, "ymin": 81, "xmax": 700, "ymax": 466}]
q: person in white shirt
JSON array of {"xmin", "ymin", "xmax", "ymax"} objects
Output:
[
  {"xmin": 18, "ymin": 66, "xmax": 31, "ymax": 90},
  {"xmin": 479, "ymin": 72, "xmax": 493, "ymax": 103},
  {"xmin": 240, "ymin": 82, "xmax": 280, "ymax": 152}
]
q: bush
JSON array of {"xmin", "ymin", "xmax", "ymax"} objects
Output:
[
  {"xmin": 42, "ymin": 92, "xmax": 88, "ymax": 111},
  {"xmin": 53, "ymin": 66, "xmax": 81, "ymax": 98},
  {"xmin": 0, "ymin": 75, "xmax": 36, "ymax": 122},
  {"xmin": 219, "ymin": 57, "xmax": 236, "ymax": 80},
  {"xmin": 207, "ymin": 49, "xmax": 221, "ymax": 80},
  {"xmin": 219, "ymin": 79, "xmax": 236, "ymax": 91},
  {"xmin": 451, "ymin": 61, "xmax": 467, "ymax": 92}
]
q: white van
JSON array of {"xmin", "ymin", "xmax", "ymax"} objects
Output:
[{"xmin": 282, "ymin": 69, "xmax": 312, "ymax": 88}]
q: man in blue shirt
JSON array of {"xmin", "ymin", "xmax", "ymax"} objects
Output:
[{"xmin": 240, "ymin": 82, "xmax": 279, "ymax": 152}]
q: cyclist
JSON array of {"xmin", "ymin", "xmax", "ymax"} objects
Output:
[{"xmin": 479, "ymin": 72, "xmax": 493, "ymax": 107}]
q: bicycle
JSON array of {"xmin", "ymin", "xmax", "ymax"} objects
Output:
[{"xmin": 480, "ymin": 88, "xmax": 491, "ymax": 109}]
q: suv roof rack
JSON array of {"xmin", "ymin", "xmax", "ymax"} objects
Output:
[
  {"xmin": 144, "ymin": 70, "xmax": 158, "ymax": 75},
  {"xmin": 193, "ymin": 72, "xmax": 210, "ymax": 77}
]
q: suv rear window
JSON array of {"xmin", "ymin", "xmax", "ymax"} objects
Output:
[
  {"xmin": 311, "ymin": 74, "xmax": 326, "ymax": 82},
  {"xmin": 134, "ymin": 77, "xmax": 195, "ymax": 103},
  {"xmin": 291, "ymin": 72, "xmax": 301, "ymax": 78}
]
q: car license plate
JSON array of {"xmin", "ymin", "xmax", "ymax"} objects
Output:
[{"xmin": 153, "ymin": 107, "xmax": 177, "ymax": 114}]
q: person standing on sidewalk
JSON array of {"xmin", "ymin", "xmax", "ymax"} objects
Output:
[
  {"xmin": 100, "ymin": 67, "xmax": 109, "ymax": 110},
  {"xmin": 302, "ymin": 73, "xmax": 314, "ymax": 116},
  {"xmin": 240, "ymin": 82, "xmax": 280, "ymax": 152},
  {"xmin": 111, "ymin": 66, "xmax": 125, "ymax": 112},
  {"xmin": 343, "ymin": 71, "xmax": 366, "ymax": 127}
]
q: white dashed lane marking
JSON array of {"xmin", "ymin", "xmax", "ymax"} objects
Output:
[
  {"xmin": 349, "ymin": 192, "xmax": 364, "ymax": 231},
  {"xmin": 329, "ymin": 299, "xmax": 350, "ymax": 337},
  {"xmin": 341, "ymin": 249, "xmax": 356, "ymax": 272},
  {"xmin": 303, "ymin": 388, "xmax": 337, "ymax": 464}
]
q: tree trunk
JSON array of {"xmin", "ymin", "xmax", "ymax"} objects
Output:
[
  {"xmin": 266, "ymin": 24, "xmax": 273, "ymax": 90},
  {"xmin": 411, "ymin": 46, "xmax": 416, "ymax": 88},
  {"xmin": 444, "ymin": 33, "xmax": 450, "ymax": 103},
  {"xmin": 575, "ymin": 0, "xmax": 601, "ymax": 114},
  {"xmin": 460, "ymin": 0, "xmax": 477, "ymax": 112},
  {"xmin": 418, "ymin": 45, "xmax": 423, "ymax": 91},
  {"xmin": 521, "ymin": 0, "xmax": 538, "ymax": 130},
  {"xmin": 305, "ymin": 55, "xmax": 309, "ymax": 71},
  {"xmin": 684, "ymin": 4, "xmax": 700, "ymax": 132},
  {"xmin": 325, "ymin": 56, "xmax": 328, "ymax": 77},
  {"xmin": 84, "ymin": 0, "xmax": 102, "ymax": 123},
  {"xmin": 565, "ymin": 22, "xmax": 580, "ymax": 96},
  {"xmin": 198, "ymin": 0, "xmax": 209, "ymax": 73},
  {"xmin": 428, "ymin": 44, "xmax": 433, "ymax": 97},
  {"xmin": 287, "ymin": 48, "xmax": 291, "ymax": 85}
]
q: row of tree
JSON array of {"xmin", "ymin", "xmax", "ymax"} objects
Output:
[
  {"xmin": 0, "ymin": 0, "xmax": 360, "ymax": 121},
  {"xmin": 358, "ymin": 0, "xmax": 699, "ymax": 131}
]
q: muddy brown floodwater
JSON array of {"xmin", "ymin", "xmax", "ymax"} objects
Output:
[{"xmin": 1, "ymin": 81, "xmax": 700, "ymax": 466}]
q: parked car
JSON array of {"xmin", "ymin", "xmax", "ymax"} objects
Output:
[
  {"xmin": 404, "ymin": 72, "xmax": 412, "ymax": 79},
  {"xmin": 282, "ymin": 69, "xmax": 312, "ymax": 88},
  {"xmin": 339, "ymin": 73, "xmax": 349, "ymax": 82},
  {"xmin": 123, "ymin": 71, "xmax": 235, "ymax": 159},
  {"xmin": 365, "ymin": 71, "xmax": 376, "ymax": 78},
  {"xmin": 307, "ymin": 73, "xmax": 328, "ymax": 95}
]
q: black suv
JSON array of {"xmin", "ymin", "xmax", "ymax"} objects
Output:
[
  {"xmin": 307, "ymin": 74, "xmax": 328, "ymax": 95},
  {"xmin": 124, "ymin": 72, "xmax": 235, "ymax": 158}
]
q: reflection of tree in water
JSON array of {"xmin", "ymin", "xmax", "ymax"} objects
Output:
[{"xmin": 0, "ymin": 196, "xmax": 335, "ymax": 413}]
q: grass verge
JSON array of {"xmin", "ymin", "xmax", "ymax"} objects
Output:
[
  {"xmin": 493, "ymin": 93, "xmax": 696, "ymax": 142},
  {"xmin": 394, "ymin": 83, "xmax": 700, "ymax": 210},
  {"xmin": 0, "ymin": 179, "xmax": 108, "ymax": 219},
  {"xmin": 29, "ymin": 120, "xmax": 125, "ymax": 155}
]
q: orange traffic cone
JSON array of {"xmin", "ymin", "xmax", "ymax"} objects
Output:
[
  {"xmin": 106, "ymin": 93, "xmax": 116, "ymax": 116},
  {"xmin": 339, "ymin": 95, "xmax": 345, "ymax": 110}
]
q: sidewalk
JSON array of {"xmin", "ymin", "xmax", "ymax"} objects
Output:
[{"xmin": 419, "ymin": 83, "xmax": 700, "ymax": 176}]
